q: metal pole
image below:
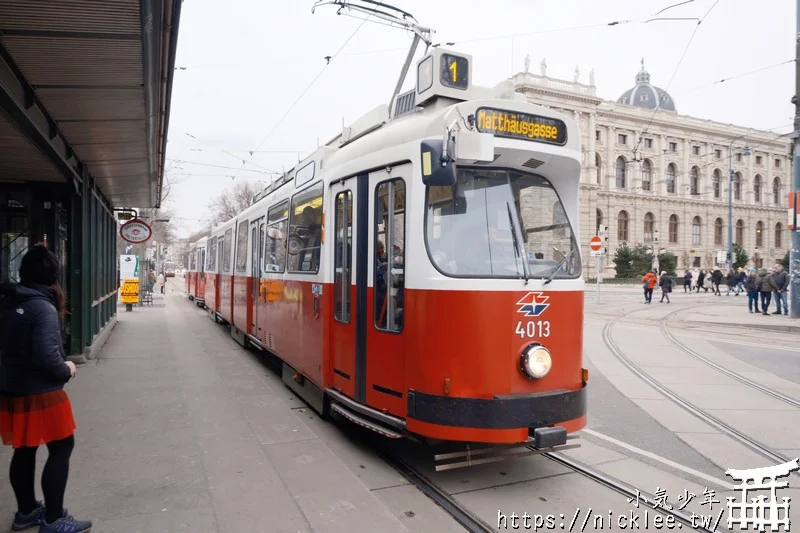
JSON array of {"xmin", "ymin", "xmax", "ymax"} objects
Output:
[
  {"xmin": 727, "ymin": 150, "xmax": 733, "ymax": 272},
  {"xmin": 791, "ymin": 0, "xmax": 800, "ymax": 318},
  {"xmin": 596, "ymin": 255, "xmax": 601, "ymax": 304}
]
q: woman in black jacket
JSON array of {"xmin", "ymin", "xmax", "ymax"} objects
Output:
[{"xmin": 0, "ymin": 246, "xmax": 92, "ymax": 533}]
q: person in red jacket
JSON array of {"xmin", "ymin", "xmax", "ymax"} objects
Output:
[{"xmin": 642, "ymin": 269, "xmax": 658, "ymax": 304}]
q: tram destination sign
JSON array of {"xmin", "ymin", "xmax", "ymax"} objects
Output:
[
  {"xmin": 475, "ymin": 107, "xmax": 567, "ymax": 146},
  {"xmin": 119, "ymin": 218, "xmax": 152, "ymax": 244}
]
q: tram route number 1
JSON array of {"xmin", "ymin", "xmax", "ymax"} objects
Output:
[{"xmin": 515, "ymin": 320, "xmax": 550, "ymax": 339}]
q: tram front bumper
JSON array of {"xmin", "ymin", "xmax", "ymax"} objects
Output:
[{"xmin": 407, "ymin": 384, "xmax": 586, "ymax": 431}]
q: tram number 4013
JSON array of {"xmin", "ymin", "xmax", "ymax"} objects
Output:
[{"xmin": 515, "ymin": 320, "xmax": 551, "ymax": 339}]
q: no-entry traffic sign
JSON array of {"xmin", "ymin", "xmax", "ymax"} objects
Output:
[{"xmin": 590, "ymin": 236, "xmax": 602, "ymax": 251}]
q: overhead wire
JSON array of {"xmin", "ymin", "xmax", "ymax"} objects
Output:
[
  {"xmin": 632, "ymin": 0, "xmax": 721, "ymax": 157},
  {"xmin": 673, "ymin": 59, "xmax": 795, "ymax": 93},
  {"xmin": 227, "ymin": 14, "xmax": 371, "ymax": 183}
]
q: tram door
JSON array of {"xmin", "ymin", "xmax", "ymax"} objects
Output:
[
  {"xmin": 329, "ymin": 167, "xmax": 408, "ymax": 418},
  {"xmin": 250, "ymin": 218, "xmax": 264, "ymax": 338}
]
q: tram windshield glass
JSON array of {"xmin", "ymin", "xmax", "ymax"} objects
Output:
[{"xmin": 425, "ymin": 169, "xmax": 581, "ymax": 279}]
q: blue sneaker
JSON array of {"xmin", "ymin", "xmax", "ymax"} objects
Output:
[
  {"xmin": 38, "ymin": 512, "xmax": 91, "ymax": 533},
  {"xmin": 12, "ymin": 501, "xmax": 44, "ymax": 531}
]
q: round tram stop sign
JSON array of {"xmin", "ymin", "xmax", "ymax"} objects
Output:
[{"xmin": 120, "ymin": 218, "xmax": 153, "ymax": 244}]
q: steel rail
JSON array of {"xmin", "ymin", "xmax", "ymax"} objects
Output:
[
  {"xmin": 602, "ymin": 316, "xmax": 793, "ymax": 468},
  {"xmin": 660, "ymin": 311, "xmax": 800, "ymax": 409},
  {"xmin": 544, "ymin": 451, "xmax": 717, "ymax": 533}
]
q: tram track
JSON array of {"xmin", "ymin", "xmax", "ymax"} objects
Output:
[
  {"xmin": 659, "ymin": 310, "xmax": 800, "ymax": 409},
  {"xmin": 602, "ymin": 305, "xmax": 796, "ymax": 469}
]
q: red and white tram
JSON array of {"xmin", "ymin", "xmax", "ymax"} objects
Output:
[{"xmin": 186, "ymin": 47, "xmax": 587, "ymax": 464}]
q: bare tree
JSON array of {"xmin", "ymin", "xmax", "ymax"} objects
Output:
[{"xmin": 208, "ymin": 181, "xmax": 264, "ymax": 225}]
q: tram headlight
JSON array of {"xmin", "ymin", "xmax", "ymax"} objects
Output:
[{"xmin": 520, "ymin": 344, "xmax": 552, "ymax": 379}]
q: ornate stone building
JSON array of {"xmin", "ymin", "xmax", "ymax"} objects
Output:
[{"xmin": 511, "ymin": 57, "xmax": 792, "ymax": 277}]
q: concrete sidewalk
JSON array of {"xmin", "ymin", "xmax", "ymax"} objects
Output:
[{"xmin": 1, "ymin": 283, "xmax": 456, "ymax": 533}]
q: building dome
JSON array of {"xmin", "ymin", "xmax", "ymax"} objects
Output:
[{"xmin": 617, "ymin": 60, "xmax": 676, "ymax": 112}]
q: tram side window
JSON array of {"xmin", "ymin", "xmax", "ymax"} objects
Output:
[
  {"xmin": 208, "ymin": 238, "xmax": 217, "ymax": 272},
  {"xmin": 374, "ymin": 179, "xmax": 405, "ymax": 333},
  {"xmin": 235, "ymin": 220, "xmax": 249, "ymax": 273},
  {"xmin": 222, "ymin": 229, "xmax": 233, "ymax": 273},
  {"xmin": 287, "ymin": 182, "xmax": 323, "ymax": 273},
  {"xmin": 189, "ymin": 251, "xmax": 195, "ymax": 271},
  {"xmin": 334, "ymin": 191, "xmax": 352, "ymax": 323},
  {"xmin": 266, "ymin": 201, "xmax": 289, "ymax": 272}
]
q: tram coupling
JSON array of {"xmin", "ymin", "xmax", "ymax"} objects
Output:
[{"xmin": 433, "ymin": 429, "xmax": 580, "ymax": 472}]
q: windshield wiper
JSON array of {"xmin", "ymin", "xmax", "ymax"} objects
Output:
[
  {"xmin": 506, "ymin": 202, "xmax": 529, "ymax": 283},
  {"xmin": 543, "ymin": 247, "xmax": 570, "ymax": 285}
]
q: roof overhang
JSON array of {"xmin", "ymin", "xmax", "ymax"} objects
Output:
[{"xmin": 0, "ymin": 0, "xmax": 182, "ymax": 208}]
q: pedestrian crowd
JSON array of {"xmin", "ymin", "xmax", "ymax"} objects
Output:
[{"xmin": 640, "ymin": 263, "xmax": 790, "ymax": 315}]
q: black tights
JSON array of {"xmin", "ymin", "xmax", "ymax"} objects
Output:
[{"xmin": 10, "ymin": 435, "xmax": 74, "ymax": 523}]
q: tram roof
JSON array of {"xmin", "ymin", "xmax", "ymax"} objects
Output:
[{"xmin": 0, "ymin": 0, "xmax": 182, "ymax": 209}]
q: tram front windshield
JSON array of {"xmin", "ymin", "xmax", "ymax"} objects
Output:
[{"xmin": 425, "ymin": 169, "xmax": 581, "ymax": 279}]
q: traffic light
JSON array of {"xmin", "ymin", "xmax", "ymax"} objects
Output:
[{"xmin": 598, "ymin": 225, "xmax": 608, "ymax": 242}]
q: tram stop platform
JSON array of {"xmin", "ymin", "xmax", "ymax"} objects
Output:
[{"xmin": 0, "ymin": 279, "xmax": 458, "ymax": 533}]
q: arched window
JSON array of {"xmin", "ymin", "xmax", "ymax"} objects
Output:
[
  {"xmin": 712, "ymin": 169, "xmax": 721, "ymax": 199},
  {"xmin": 641, "ymin": 160, "xmax": 652, "ymax": 191},
  {"xmin": 644, "ymin": 212, "xmax": 654, "ymax": 242},
  {"xmin": 776, "ymin": 222, "xmax": 783, "ymax": 248},
  {"xmin": 755, "ymin": 221, "xmax": 764, "ymax": 248},
  {"xmin": 553, "ymin": 201, "xmax": 566, "ymax": 238},
  {"xmin": 714, "ymin": 217, "xmax": 723, "ymax": 245},
  {"xmin": 595, "ymin": 153, "xmax": 602, "ymax": 185},
  {"xmin": 753, "ymin": 175, "xmax": 762, "ymax": 203},
  {"xmin": 669, "ymin": 214, "xmax": 679, "ymax": 243},
  {"xmin": 735, "ymin": 219, "xmax": 744, "ymax": 245},
  {"xmin": 666, "ymin": 163, "xmax": 676, "ymax": 193},
  {"xmin": 596, "ymin": 208, "xmax": 603, "ymax": 234},
  {"xmin": 617, "ymin": 210, "xmax": 629, "ymax": 241},
  {"xmin": 616, "ymin": 156, "xmax": 627, "ymax": 188},
  {"xmin": 690, "ymin": 166, "xmax": 700, "ymax": 195},
  {"xmin": 734, "ymin": 172, "xmax": 742, "ymax": 200},
  {"xmin": 773, "ymin": 177, "xmax": 781, "ymax": 205},
  {"xmin": 692, "ymin": 216, "xmax": 701, "ymax": 245}
]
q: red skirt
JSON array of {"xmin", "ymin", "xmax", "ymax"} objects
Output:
[{"xmin": 0, "ymin": 390, "xmax": 76, "ymax": 448}]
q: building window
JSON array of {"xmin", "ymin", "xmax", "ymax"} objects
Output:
[
  {"xmin": 690, "ymin": 166, "xmax": 699, "ymax": 195},
  {"xmin": 374, "ymin": 178, "xmax": 405, "ymax": 332},
  {"xmin": 641, "ymin": 159, "xmax": 652, "ymax": 191},
  {"xmin": 715, "ymin": 149, "xmax": 722, "ymax": 159},
  {"xmin": 712, "ymin": 169, "xmax": 721, "ymax": 199},
  {"xmin": 643, "ymin": 212, "xmax": 654, "ymax": 243},
  {"xmin": 736, "ymin": 153, "xmax": 742, "ymax": 163},
  {"xmin": 596, "ymin": 153, "xmax": 602, "ymax": 185},
  {"xmin": 615, "ymin": 156, "xmax": 626, "ymax": 188},
  {"xmin": 756, "ymin": 155, "xmax": 762, "ymax": 165},
  {"xmin": 734, "ymin": 172, "xmax": 742, "ymax": 200},
  {"xmin": 596, "ymin": 209, "xmax": 603, "ymax": 234},
  {"xmin": 644, "ymin": 138, "xmax": 653, "ymax": 148},
  {"xmin": 669, "ymin": 142, "xmax": 677, "ymax": 152},
  {"xmin": 776, "ymin": 222, "xmax": 783, "ymax": 248},
  {"xmin": 666, "ymin": 163, "xmax": 676, "ymax": 193},
  {"xmin": 617, "ymin": 210, "xmax": 629, "ymax": 242},
  {"xmin": 735, "ymin": 219, "xmax": 744, "ymax": 246},
  {"xmin": 668, "ymin": 215, "xmax": 679, "ymax": 244},
  {"xmin": 692, "ymin": 257, "xmax": 701, "ymax": 267},
  {"xmin": 755, "ymin": 221, "xmax": 764, "ymax": 248},
  {"xmin": 595, "ymin": 130, "xmax": 601, "ymax": 141},
  {"xmin": 773, "ymin": 177, "xmax": 781, "ymax": 205},
  {"xmin": 692, "ymin": 216, "xmax": 701, "ymax": 245},
  {"xmin": 714, "ymin": 218, "xmax": 723, "ymax": 245},
  {"xmin": 288, "ymin": 182, "xmax": 324, "ymax": 273},
  {"xmin": 775, "ymin": 158, "xmax": 781, "ymax": 168},
  {"xmin": 618, "ymin": 134, "xmax": 627, "ymax": 144},
  {"xmin": 753, "ymin": 175, "xmax": 762, "ymax": 203},
  {"xmin": 692, "ymin": 146, "xmax": 700, "ymax": 156}
]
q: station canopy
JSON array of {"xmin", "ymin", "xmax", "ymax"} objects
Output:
[{"xmin": 0, "ymin": 0, "xmax": 182, "ymax": 208}]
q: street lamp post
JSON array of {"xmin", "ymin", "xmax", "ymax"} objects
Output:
[{"xmin": 727, "ymin": 138, "xmax": 751, "ymax": 271}]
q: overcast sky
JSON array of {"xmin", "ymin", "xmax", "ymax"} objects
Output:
[{"xmin": 163, "ymin": 0, "xmax": 795, "ymax": 238}]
